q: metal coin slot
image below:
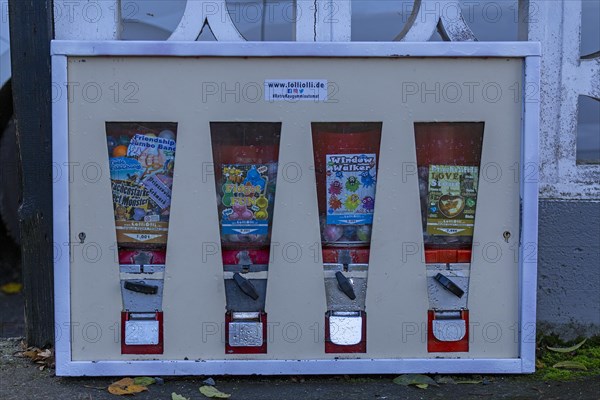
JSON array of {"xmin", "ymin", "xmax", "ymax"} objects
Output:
[
  {"xmin": 237, "ymin": 250, "xmax": 252, "ymax": 273},
  {"xmin": 338, "ymin": 249, "xmax": 352, "ymax": 272}
]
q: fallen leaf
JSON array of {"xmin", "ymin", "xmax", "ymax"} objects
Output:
[
  {"xmin": 172, "ymin": 393, "xmax": 189, "ymax": 400},
  {"xmin": 108, "ymin": 378, "xmax": 149, "ymax": 395},
  {"xmin": 456, "ymin": 380, "xmax": 483, "ymax": 384},
  {"xmin": 536, "ymin": 359, "xmax": 546, "ymax": 369},
  {"xmin": 393, "ymin": 374, "xmax": 439, "ymax": 388},
  {"xmin": 112, "ymin": 378, "xmax": 134, "ymax": 387},
  {"xmin": 0, "ymin": 282, "xmax": 23, "ymax": 294},
  {"xmin": 133, "ymin": 377, "xmax": 155, "ymax": 386},
  {"xmin": 37, "ymin": 349, "xmax": 52, "ymax": 359},
  {"xmin": 415, "ymin": 384, "xmax": 428, "ymax": 389},
  {"xmin": 547, "ymin": 339, "xmax": 587, "ymax": 353},
  {"xmin": 552, "ymin": 361, "xmax": 588, "ymax": 371},
  {"xmin": 21, "ymin": 349, "xmax": 39, "ymax": 359},
  {"xmin": 199, "ymin": 385, "xmax": 231, "ymax": 398}
]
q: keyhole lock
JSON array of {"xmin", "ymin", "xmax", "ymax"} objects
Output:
[
  {"xmin": 78, "ymin": 232, "xmax": 86, "ymax": 244},
  {"xmin": 503, "ymin": 231, "xmax": 511, "ymax": 243}
]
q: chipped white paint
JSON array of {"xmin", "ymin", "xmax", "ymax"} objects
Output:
[
  {"xmin": 395, "ymin": 0, "xmax": 475, "ymax": 42},
  {"xmin": 524, "ymin": 0, "xmax": 600, "ymax": 199},
  {"xmin": 295, "ymin": 1, "xmax": 351, "ymax": 41},
  {"xmin": 54, "ymin": 0, "xmax": 121, "ymax": 40},
  {"xmin": 51, "ymin": 0, "xmax": 599, "ymax": 199}
]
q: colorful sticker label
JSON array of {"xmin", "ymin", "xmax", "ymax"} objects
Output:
[
  {"xmin": 325, "ymin": 154, "xmax": 377, "ymax": 225},
  {"xmin": 107, "ymin": 124, "xmax": 177, "ymax": 245},
  {"xmin": 426, "ymin": 165, "xmax": 479, "ymax": 236},
  {"xmin": 220, "ymin": 164, "xmax": 274, "ymax": 235}
]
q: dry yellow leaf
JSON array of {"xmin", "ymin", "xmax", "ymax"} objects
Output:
[
  {"xmin": 108, "ymin": 378, "xmax": 149, "ymax": 396},
  {"xmin": 21, "ymin": 350, "xmax": 39, "ymax": 359},
  {"xmin": 112, "ymin": 378, "xmax": 135, "ymax": 387},
  {"xmin": 0, "ymin": 282, "xmax": 22, "ymax": 294},
  {"xmin": 199, "ymin": 386, "xmax": 231, "ymax": 398}
]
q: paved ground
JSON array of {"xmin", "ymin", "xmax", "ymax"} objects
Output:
[{"xmin": 1, "ymin": 337, "xmax": 599, "ymax": 400}]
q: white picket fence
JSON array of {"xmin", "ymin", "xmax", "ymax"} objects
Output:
[{"xmin": 54, "ymin": 0, "xmax": 600, "ymax": 200}]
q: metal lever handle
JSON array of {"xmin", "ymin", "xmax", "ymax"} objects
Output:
[
  {"xmin": 233, "ymin": 273, "xmax": 259, "ymax": 300},
  {"xmin": 434, "ymin": 273, "xmax": 465, "ymax": 298},
  {"xmin": 335, "ymin": 271, "xmax": 356, "ymax": 300},
  {"xmin": 124, "ymin": 281, "xmax": 159, "ymax": 295}
]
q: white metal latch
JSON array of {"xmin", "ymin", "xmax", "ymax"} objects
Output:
[
  {"xmin": 228, "ymin": 312, "xmax": 263, "ymax": 347},
  {"xmin": 432, "ymin": 310, "xmax": 466, "ymax": 342},
  {"xmin": 125, "ymin": 313, "xmax": 159, "ymax": 345},
  {"xmin": 329, "ymin": 311, "xmax": 363, "ymax": 346}
]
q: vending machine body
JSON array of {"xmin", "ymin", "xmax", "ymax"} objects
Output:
[{"xmin": 52, "ymin": 41, "xmax": 540, "ymax": 376}]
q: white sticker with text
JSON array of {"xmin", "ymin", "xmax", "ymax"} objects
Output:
[{"xmin": 264, "ymin": 79, "xmax": 328, "ymax": 102}]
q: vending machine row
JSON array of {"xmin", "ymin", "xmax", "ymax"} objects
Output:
[{"xmin": 52, "ymin": 41, "xmax": 540, "ymax": 376}]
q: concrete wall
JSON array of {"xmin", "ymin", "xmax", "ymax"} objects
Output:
[{"xmin": 538, "ymin": 200, "xmax": 600, "ymax": 339}]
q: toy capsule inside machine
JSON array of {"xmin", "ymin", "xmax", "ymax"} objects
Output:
[
  {"xmin": 312, "ymin": 123, "xmax": 382, "ymax": 353},
  {"xmin": 210, "ymin": 122, "xmax": 281, "ymax": 354},
  {"xmin": 106, "ymin": 122, "xmax": 178, "ymax": 354},
  {"xmin": 415, "ymin": 122, "xmax": 484, "ymax": 353}
]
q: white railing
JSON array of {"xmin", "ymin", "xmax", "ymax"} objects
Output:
[{"xmin": 54, "ymin": 0, "xmax": 600, "ymax": 199}]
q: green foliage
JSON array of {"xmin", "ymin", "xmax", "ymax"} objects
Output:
[{"xmin": 535, "ymin": 335, "xmax": 600, "ymax": 381}]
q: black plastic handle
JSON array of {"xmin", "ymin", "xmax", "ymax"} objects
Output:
[
  {"xmin": 124, "ymin": 281, "xmax": 158, "ymax": 295},
  {"xmin": 335, "ymin": 271, "xmax": 356, "ymax": 300},
  {"xmin": 233, "ymin": 273, "xmax": 259, "ymax": 300},
  {"xmin": 434, "ymin": 273, "xmax": 465, "ymax": 298}
]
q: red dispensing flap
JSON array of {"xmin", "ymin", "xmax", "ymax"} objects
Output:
[
  {"xmin": 427, "ymin": 310, "xmax": 469, "ymax": 353},
  {"xmin": 325, "ymin": 311, "xmax": 367, "ymax": 354},
  {"xmin": 225, "ymin": 312, "xmax": 268, "ymax": 354}
]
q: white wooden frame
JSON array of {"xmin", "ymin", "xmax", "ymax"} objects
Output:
[{"xmin": 52, "ymin": 40, "xmax": 540, "ymax": 376}]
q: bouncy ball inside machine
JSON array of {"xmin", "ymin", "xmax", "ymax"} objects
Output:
[
  {"xmin": 106, "ymin": 122, "xmax": 178, "ymax": 354},
  {"xmin": 210, "ymin": 122, "xmax": 281, "ymax": 354},
  {"xmin": 312, "ymin": 123, "xmax": 382, "ymax": 353}
]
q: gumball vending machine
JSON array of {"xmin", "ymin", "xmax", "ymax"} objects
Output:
[
  {"xmin": 312, "ymin": 123, "xmax": 382, "ymax": 353},
  {"xmin": 106, "ymin": 122, "xmax": 178, "ymax": 354},
  {"xmin": 55, "ymin": 42, "xmax": 539, "ymax": 374},
  {"xmin": 210, "ymin": 123, "xmax": 281, "ymax": 354},
  {"xmin": 415, "ymin": 122, "xmax": 484, "ymax": 353}
]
